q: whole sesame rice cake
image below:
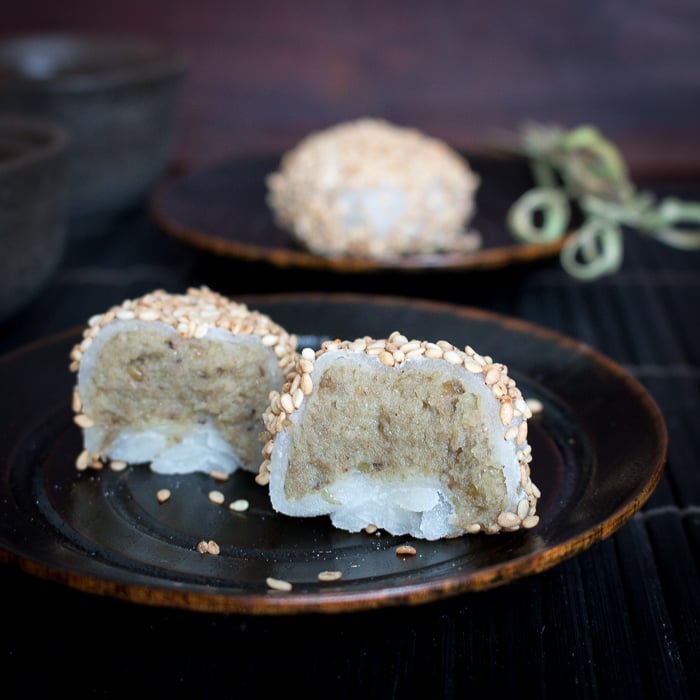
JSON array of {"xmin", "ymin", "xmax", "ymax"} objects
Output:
[
  {"xmin": 257, "ymin": 332, "xmax": 540, "ymax": 540},
  {"xmin": 69, "ymin": 287, "xmax": 298, "ymax": 475},
  {"xmin": 266, "ymin": 118, "xmax": 482, "ymax": 258}
]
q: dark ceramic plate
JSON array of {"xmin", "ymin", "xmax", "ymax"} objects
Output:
[
  {"xmin": 0, "ymin": 294, "xmax": 666, "ymax": 615},
  {"xmin": 149, "ymin": 152, "xmax": 564, "ymax": 273}
]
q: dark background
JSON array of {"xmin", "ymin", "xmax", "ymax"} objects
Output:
[{"xmin": 4, "ymin": 0, "xmax": 699, "ymax": 176}]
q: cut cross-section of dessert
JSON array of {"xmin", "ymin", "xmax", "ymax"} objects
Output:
[
  {"xmin": 257, "ymin": 331, "xmax": 540, "ymax": 540},
  {"xmin": 69, "ymin": 286, "xmax": 298, "ymax": 475}
]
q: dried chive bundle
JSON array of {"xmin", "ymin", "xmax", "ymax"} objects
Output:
[{"xmin": 507, "ymin": 123, "xmax": 700, "ymax": 280}]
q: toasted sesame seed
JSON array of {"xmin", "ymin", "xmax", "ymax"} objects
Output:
[
  {"xmin": 516, "ymin": 420, "xmax": 528, "ymax": 445},
  {"xmin": 497, "ymin": 512, "xmax": 521, "ymax": 529},
  {"xmin": 499, "ymin": 400, "xmax": 514, "ymax": 426},
  {"xmin": 472, "ymin": 353, "xmax": 487, "ymax": 367},
  {"xmin": 522, "ymin": 514, "xmax": 540, "ymax": 529},
  {"xmin": 75, "ymin": 450, "xmax": 90, "ymax": 471},
  {"xmin": 266, "ymin": 577, "xmax": 292, "ymax": 592},
  {"xmin": 209, "ymin": 469, "xmax": 229, "ymax": 482},
  {"xmin": 520, "ymin": 463, "xmax": 531, "ymax": 487},
  {"xmin": 443, "ymin": 350, "xmax": 462, "ymax": 365},
  {"xmin": 280, "ymin": 392, "xmax": 295, "ymax": 414},
  {"xmin": 405, "ymin": 347, "xmax": 425, "ymax": 359},
  {"xmin": 229, "ymin": 499, "xmax": 249, "ymax": 512},
  {"xmin": 137, "ymin": 308, "xmax": 160, "ymax": 321},
  {"xmin": 196, "ymin": 540, "xmax": 209, "ymax": 554},
  {"xmin": 292, "ymin": 387, "xmax": 304, "ymax": 409},
  {"xmin": 364, "ymin": 524, "xmax": 378, "ymax": 534},
  {"xmin": 208, "ymin": 490, "xmax": 225, "ymax": 505},
  {"xmin": 392, "ymin": 349, "xmax": 406, "ymax": 364},
  {"xmin": 193, "ymin": 322, "xmax": 209, "ymax": 339},
  {"xmin": 396, "ymin": 545, "xmax": 417, "ymax": 556},
  {"xmin": 379, "ymin": 350, "xmax": 395, "ymax": 366},
  {"xmin": 318, "ymin": 570, "xmax": 343, "ymax": 582},
  {"xmin": 73, "ymin": 413, "xmax": 94, "ymax": 429},
  {"xmin": 206, "ymin": 540, "xmax": 220, "ymax": 555},
  {"xmin": 300, "ymin": 372, "xmax": 314, "ymax": 395},
  {"xmin": 526, "ymin": 397, "xmax": 544, "ymax": 415},
  {"xmin": 255, "ymin": 464, "xmax": 271, "ymax": 486},
  {"xmin": 492, "ymin": 383, "xmax": 506, "ymax": 399},
  {"xmin": 484, "ymin": 367, "xmax": 501, "ymax": 385},
  {"xmin": 517, "ymin": 498, "xmax": 530, "ymax": 519},
  {"xmin": 157, "ymin": 488, "xmax": 171, "ymax": 503},
  {"xmin": 400, "ymin": 340, "xmax": 421, "ymax": 354},
  {"xmin": 514, "ymin": 397, "xmax": 529, "ymax": 415},
  {"xmin": 109, "ymin": 460, "xmax": 127, "ymax": 472},
  {"xmin": 299, "ymin": 359, "xmax": 315, "ymax": 376}
]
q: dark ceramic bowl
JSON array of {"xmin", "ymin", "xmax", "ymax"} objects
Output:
[
  {"xmin": 0, "ymin": 116, "xmax": 69, "ymax": 322},
  {"xmin": 0, "ymin": 33, "xmax": 186, "ymax": 218}
]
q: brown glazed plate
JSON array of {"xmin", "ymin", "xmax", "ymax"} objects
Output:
[
  {"xmin": 149, "ymin": 151, "xmax": 564, "ymax": 273},
  {"xmin": 0, "ymin": 294, "xmax": 667, "ymax": 615}
]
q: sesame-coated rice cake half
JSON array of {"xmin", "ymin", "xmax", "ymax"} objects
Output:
[
  {"xmin": 69, "ymin": 286, "xmax": 298, "ymax": 476},
  {"xmin": 257, "ymin": 331, "xmax": 540, "ymax": 540}
]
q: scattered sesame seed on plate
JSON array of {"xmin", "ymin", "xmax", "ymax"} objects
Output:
[
  {"xmin": 229, "ymin": 498, "xmax": 249, "ymax": 512},
  {"xmin": 266, "ymin": 577, "xmax": 293, "ymax": 592},
  {"xmin": 196, "ymin": 539, "xmax": 220, "ymax": 555},
  {"xmin": 318, "ymin": 570, "xmax": 343, "ymax": 582},
  {"xmin": 396, "ymin": 545, "xmax": 417, "ymax": 556},
  {"xmin": 156, "ymin": 488, "xmax": 171, "ymax": 503}
]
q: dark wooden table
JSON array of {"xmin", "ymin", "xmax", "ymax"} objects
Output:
[{"xmin": 1, "ymin": 3, "xmax": 699, "ymax": 698}]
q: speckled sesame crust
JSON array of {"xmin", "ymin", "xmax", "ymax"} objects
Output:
[
  {"xmin": 258, "ymin": 331, "xmax": 540, "ymax": 536},
  {"xmin": 69, "ymin": 286, "xmax": 299, "ymax": 472},
  {"xmin": 266, "ymin": 118, "xmax": 482, "ymax": 258}
]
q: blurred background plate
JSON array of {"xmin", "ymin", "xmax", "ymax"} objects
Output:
[{"xmin": 150, "ymin": 151, "xmax": 565, "ymax": 274}]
